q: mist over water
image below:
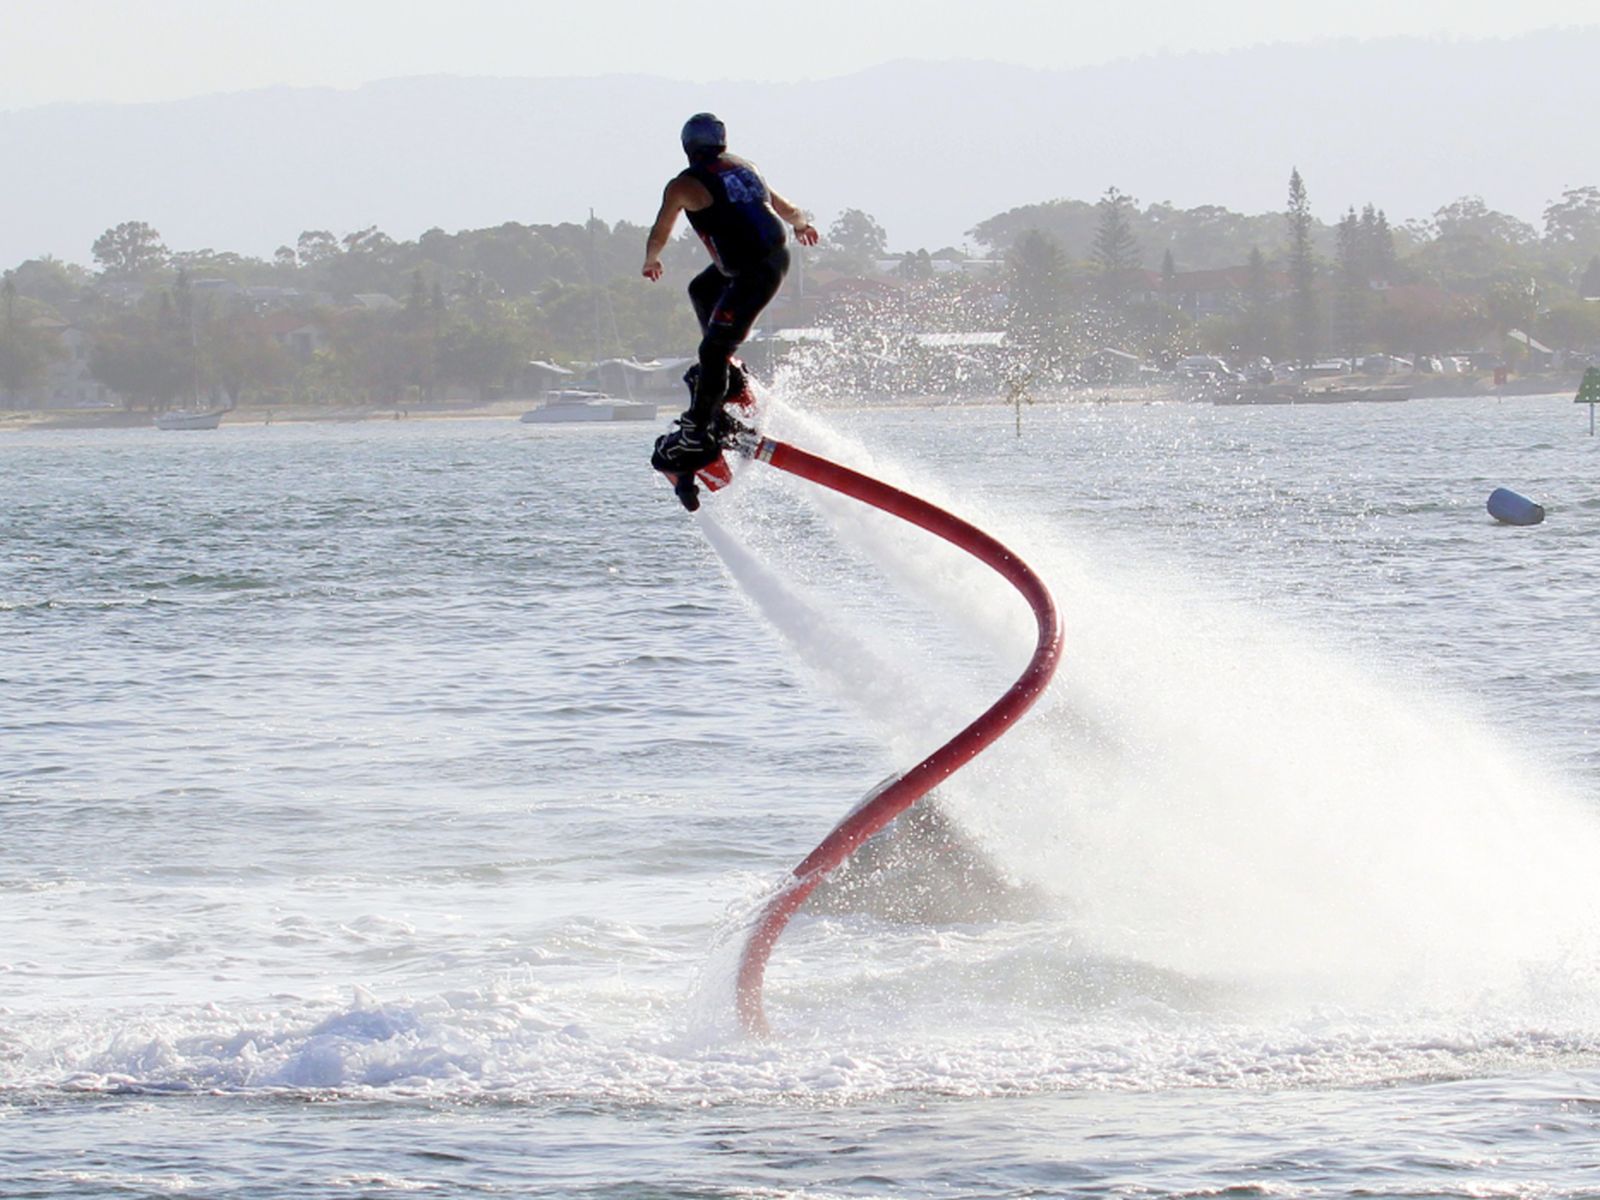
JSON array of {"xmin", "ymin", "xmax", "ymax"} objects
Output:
[
  {"xmin": 706, "ymin": 390, "xmax": 1600, "ymax": 1029},
  {"xmin": 4, "ymin": 394, "xmax": 1600, "ymax": 1195}
]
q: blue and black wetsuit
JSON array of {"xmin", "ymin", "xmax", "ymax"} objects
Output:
[{"xmin": 679, "ymin": 154, "xmax": 791, "ymax": 426}]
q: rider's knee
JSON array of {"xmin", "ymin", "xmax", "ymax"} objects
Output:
[{"xmin": 699, "ymin": 330, "xmax": 740, "ymax": 360}]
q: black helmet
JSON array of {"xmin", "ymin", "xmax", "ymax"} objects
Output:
[{"xmin": 681, "ymin": 113, "xmax": 726, "ymax": 160}]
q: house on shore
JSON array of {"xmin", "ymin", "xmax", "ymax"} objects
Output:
[
  {"xmin": 11, "ymin": 317, "xmax": 126, "ymax": 409},
  {"xmin": 255, "ymin": 311, "xmax": 327, "ymax": 363},
  {"xmin": 583, "ymin": 357, "xmax": 698, "ymax": 397},
  {"xmin": 521, "ymin": 360, "xmax": 576, "ymax": 395},
  {"xmin": 1165, "ymin": 266, "xmax": 1291, "ymax": 318}
]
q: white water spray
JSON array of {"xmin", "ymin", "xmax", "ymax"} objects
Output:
[{"xmin": 711, "ymin": 391, "xmax": 1600, "ymax": 1019}]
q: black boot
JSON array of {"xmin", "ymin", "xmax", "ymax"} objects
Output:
[{"xmin": 650, "ymin": 418, "xmax": 721, "ymax": 476}]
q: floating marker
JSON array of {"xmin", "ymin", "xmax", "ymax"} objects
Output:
[
  {"xmin": 1487, "ymin": 487, "xmax": 1545, "ymax": 526},
  {"xmin": 1576, "ymin": 367, "xmax": 1600, "ymax": 436}
]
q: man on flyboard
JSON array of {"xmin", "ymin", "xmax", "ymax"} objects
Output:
[{"xmin": 642, "ymin": 112, "xmax": 818, "ymax": 510}]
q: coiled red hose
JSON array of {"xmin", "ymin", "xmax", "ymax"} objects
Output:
[{"xmin": 732, "ymin": 437, "xmax": 1062, "ymax": 1034}]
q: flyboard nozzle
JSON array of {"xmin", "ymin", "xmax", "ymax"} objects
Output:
[{"xmin": 726, "ymin": 430, "xmax": 772, "ymax": 461}]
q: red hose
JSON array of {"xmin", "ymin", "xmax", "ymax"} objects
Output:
[{"xmin": 732, "ymin": 437, "xmax": 1062, "ymax": 1034}]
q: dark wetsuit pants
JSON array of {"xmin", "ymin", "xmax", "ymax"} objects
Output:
[{"xmin": 685, "ymin": 244, "xmax": 790, "ymax": 427}]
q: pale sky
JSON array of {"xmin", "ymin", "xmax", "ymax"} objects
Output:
[{"xmin": 2, "ymin": 0, "xmax": 1598, "ymax": 109}]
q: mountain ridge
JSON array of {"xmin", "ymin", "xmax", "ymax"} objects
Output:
[{"xmin": 4, "ymin": 30, "xmax": 1596, "ymax": 268}]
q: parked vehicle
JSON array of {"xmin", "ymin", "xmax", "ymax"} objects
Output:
[{"xmin": 1175, "ymin": 355, "xmax": 1240, "ymax": 381}]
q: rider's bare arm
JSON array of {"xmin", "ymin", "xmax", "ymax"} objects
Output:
[
  {"xmin": 769, "ymin": 190, "xmax": 819, "ymax": 245},
  {"xmin": 643, "ymin": 177, "xmax": 713, "ymax": 280}
]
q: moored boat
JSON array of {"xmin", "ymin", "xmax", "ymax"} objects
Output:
[
  {"xmin": 519, "ymin": 389, "xmax": 657, "ymax": 423},
  {"xmin": 154, "ymin": 405, "xmax": 232, "ymax": 430}
]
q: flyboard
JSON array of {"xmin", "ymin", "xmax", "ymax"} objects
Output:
[
  {"xmin": 652, "ymin": 362, "xmax": 760, "ymax": 512},
  {"xmin": 655, "ymin": 372, "xmax": 1063, "ymax": 1035}
]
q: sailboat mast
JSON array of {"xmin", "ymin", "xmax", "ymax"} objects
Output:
[{"xmin": 590, "ymin": 207, "xmax": 632, "ymax": 400}]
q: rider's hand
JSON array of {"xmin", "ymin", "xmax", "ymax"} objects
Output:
[
  {"xmin": 794, "ymin": 224, "xmax": 819, "ymax": 247},
  {"xmin": 642, "ymin": 259, "xmax": 663, "ymax": 281}
]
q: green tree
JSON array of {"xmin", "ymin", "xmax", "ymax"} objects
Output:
[
  {"xmin": 0, "ymin": 273, "xmax": 65, "ymax": 405},
  {"xmin": 1242, "ymin": 246, "xmax": 1279, "ymax": 357},
  {"xmin": 1006, "ymin": 229, "xmax": 1070, "ymax": 372},
  {"xmin": 611, "ymin": 277, "xmax": 699, "ymax": 358},
  {"xmin": 325, "ymin": 227, "xmax": 400, "ymax": 298},
  {"xmin": 10, "ymin": 257, "xmax": 89, "ymax": 310},
  {"xmin": 822, "ymin": 209, "xmax": 888, "ymax": 273},
  {"xmin": 973, "ymin": 197, "xmax": 1289, "ymax": 273},
  {"xmin": 1334, "ymin": 208, "xmax": 1370, "ymax": 358},
  {"xmin": 1407, "ymin": 197, "xmax": 1540, "ymax": 291},
  {"xmin": 88, "ymin": 317, "xmax": 189, "ymax": 409},
  {"xmin": 438, "ymin": 315, "xmax": 528, "ymax": 401},
  {"xmin": 403, "ymin": 269, "xmax": 430, "ymax": 325},
  {"xmin": 1092, "ymin": 187, "xmax": 1142, "ymax": 312},
  {"xmin": 1358, "ymin": 204, "xmax": 1397, "ymax": 283},
  {"xmin": 537, "ymin": 282, "xmax": 609, "ymax": 359},
  {"xmin": 1484, "ymin": 275, "xmax": 1541, "ymax": 360},
  {"xmin": 296, "ymin": 229, "xmax": 340, "ymax": 266},
  {"xmin": 1432, "ymin": 197, "xmax": 1538, "ymax": 245},
  {"xmin": 1580, "ymin": 256, "xmax": 1600, "ymax": 300},
  {"xmin": 1373, "ymin": 287, "xmax": 1485, "ymax": 357},
  {"xmin": 897, "ymin": 249, "xmax": 934, "ymax": 281},
  {"xmin": 169, "ymin": 272, "xmax": 201, "ymax": 405},
  {"xmin": 1542, "ymin": 186, "xmax": 1600, "ymax": 263},
  {"xmin": 1286, "ymin": 168, "xmax": 1318, "ymax": 365},
  {"xmin": 169, "ymin": 248, "xmax": 257, "ymax": 276},
  {"xmin": 1537, "ymin": 298, "xmax": 1600, "ymax": 349},
  {"xmin": 320, "ymin": 308, "xmax": 432, "ymax": 405},
  {"xmin": 201, "ymin": 310, "xmax": 293, "ymax": 405},
  {"xmin": 91, "ymin": 221, "xmax": 169, "ymax": 279}
]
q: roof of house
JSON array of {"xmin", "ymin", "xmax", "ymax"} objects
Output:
[
  {"xmin": 255, "ymin": 311, "xmax": 318, "ymax": 336},
  {"xmin": 593, "ymin": 358, "xmax": 674, "ymax": 375}
]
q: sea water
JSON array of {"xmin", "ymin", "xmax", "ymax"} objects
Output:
[{"xmin": 2, "ymin": 392, "xmax": 1599, "ymax": 1197}]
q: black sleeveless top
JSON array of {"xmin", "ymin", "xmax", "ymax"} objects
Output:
[{"xmin": 679, "ymin": 154, "xmax": 787, "ymax": 276}]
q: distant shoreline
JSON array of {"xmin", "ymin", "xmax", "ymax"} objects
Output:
[
  {"xmin": 1, "ymin": 371, "xmax": 1585, "ymax": 432},
  {"xmin": 0, "ymin": 398, "xmax": 540, "ymax": 432}
]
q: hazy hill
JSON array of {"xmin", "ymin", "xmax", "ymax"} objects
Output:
[{"xmin": 4, "ymin": 29, "xmax": 1598, "ymax": 268}]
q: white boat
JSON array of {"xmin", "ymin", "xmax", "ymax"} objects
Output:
[
  {"xmin": 154, "ymin": 406, "xmax": 230, "ymax": 430},
  {"xmin": 1215, "ymin": 382, "xmax": 1412, "ymax": 406},
  {"xmin": 519, "ymin": 389, "xmax": 657, "ymax": 424}
]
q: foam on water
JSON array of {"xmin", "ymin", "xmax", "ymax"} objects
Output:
[
  {"xmin": 6, "ymin": 401, "xmax": 1600, "ymax": 1123},
  {"xmin": 12, "ymin": 935, "xmax": 1600, "ymax": 1104}
]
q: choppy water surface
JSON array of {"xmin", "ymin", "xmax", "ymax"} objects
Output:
[{"xmin": 3, "ymin": 392, "xmax": 1599, "ymax": 1197}]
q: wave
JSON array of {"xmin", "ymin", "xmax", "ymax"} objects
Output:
[{"xmin": 11, "ymin": 961, "xmax": 1600, "ymax": 1105}]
